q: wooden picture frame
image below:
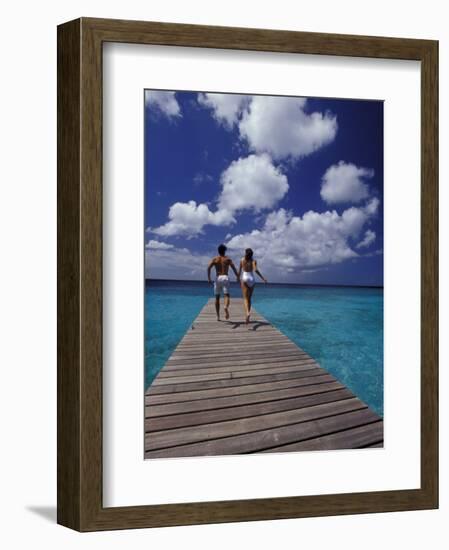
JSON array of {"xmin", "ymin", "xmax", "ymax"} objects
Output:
[{"xmin": 57, "ymin": 17, "xmax": 438, "ymax": 531}]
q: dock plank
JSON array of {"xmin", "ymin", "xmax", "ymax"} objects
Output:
[
  {"xmin": 145, "ymin": 298, "xmax": 383, "ymax": 458},
  {"xmin": 261, "ymin": 420, "xmax": 384, "ymax": 452},
  {"xmin": 146, "ymin": 380, "xmax": 345, "ymax": 417},
  {"xmin": 161, "ymin": 357, "xmax": 316, "ymax": 373},
  {"xmin": 157, "ymin": 361, "xmax": 319, "ymax": 379},
  {"xmin": 145, "ymin": 397, "xmax": 366, "ymax": 451},
  {"xmin": 146, "ymin": 367, "xmax": 329, "ymax": 396},
  {"xmin": 145, "ymin": 408, "xmax": 381, "ymax": 458},
  {"xmin": 145, "ymin": 388, "xmax": 354, "ymax": 432},
  {"xmin": 145, "ymin": 368, "xmax": 328, "ymax": 405}
]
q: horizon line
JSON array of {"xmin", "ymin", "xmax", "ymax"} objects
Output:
[{"xmin": 145, "ymin": 277, "xmax": 384, "ymax": 289}]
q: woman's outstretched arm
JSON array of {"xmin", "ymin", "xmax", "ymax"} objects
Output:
[{"xmin": 254, "ymin": 260, "xmax": 267, "ymax": 283}]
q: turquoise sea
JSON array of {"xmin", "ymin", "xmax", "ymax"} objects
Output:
[{"xmin": 144, "ymin": 280, "xmax": 384, "ymax": 417}]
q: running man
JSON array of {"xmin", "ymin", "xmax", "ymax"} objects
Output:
[{"xmin": 207, "ymin": 244, "xmax": 240, "ymax": 321}]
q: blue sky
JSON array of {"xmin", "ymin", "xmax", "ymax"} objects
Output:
[{"xmin": 144, "ymin": 90, "xmax": 383, "ymax": 286}]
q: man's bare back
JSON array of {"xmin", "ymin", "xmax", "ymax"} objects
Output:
[
  {"xmin": 207, "ymin": 245, "xmax": 240, "ymax": 321},
  {"xmin": 210, "ymin": 255, "xmax": 234, "ymax": 277}
]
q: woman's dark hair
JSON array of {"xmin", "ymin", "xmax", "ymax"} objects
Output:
[
  {"xmin": 245, "ymin": 248, "xmax": 253, "ymax": 261},
  {"xmin": 218, "ymin": 244, "xmax": 227, "ymax": 256}
]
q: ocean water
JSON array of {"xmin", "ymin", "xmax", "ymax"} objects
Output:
[{"xmin": 145, "ymin": 280, "xmax": 384, "ymax": 416}]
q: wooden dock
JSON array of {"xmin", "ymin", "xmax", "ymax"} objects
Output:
[{"xmin": 145, "ymin": 298, "xmax": 383, "ymax": 458}]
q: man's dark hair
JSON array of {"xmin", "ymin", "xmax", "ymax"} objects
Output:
[{"xmin": 218, "ymin": 244, "xmax": 227, "ymax": 256}]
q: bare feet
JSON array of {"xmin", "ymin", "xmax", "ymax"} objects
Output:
[
  {"xmin": 245, "ymin": 314, "xmax": 250, "ymax": 325},
  {"xmin": 224, "ymin": 307, "xmax": 230, "ymax": 320}
]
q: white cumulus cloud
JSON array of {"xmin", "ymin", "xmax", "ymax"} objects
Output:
[
  {"xmin": 356, "ymin": 229, "xmax": 376, "ymax": 249},
  {"xmin": 152, "ymin": 200, "xmax": 235, "ymax": 238},
  {"xmin": 218, "ymin": 154, "xmax": 289, "ymax": 214},
  {"xmin": 152, "ymin": 154, "xmax": 288, "ymax": 238},
  {"xmin": 321, "ymin": 161, "xmax": 374, "ymax": 204},
  {"xmin": 198, "ymin": 93, "xmax": 248, "ymax": 128},
  {"xmin": 198, "ymin": 93, "xmax": 337, "ymax": 161},
  {"xmin": 226, "ymin": 200, "xmax": 379, "ymax": 276},
  {"xmin": 364, "ymin": 197, "xmax": 380, "ymax": 216},
  {"xmin": 238, "ymin": 96, "xmax": 337, "ymax": 161},
  {"xmin": 145, "ymin": 240, "xmax": 174, "ymax": 250},
  {"xmin": 145, "ymin": 90, "xmax": 181, "ymax": 118}
]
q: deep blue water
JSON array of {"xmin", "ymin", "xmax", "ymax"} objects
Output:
[{"xmin": 145, "ymin": 280, "xmax": 384, "ymax": 416}]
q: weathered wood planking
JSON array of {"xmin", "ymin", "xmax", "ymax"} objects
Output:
[{"xmin": 145, "ymin": 298, "xmax": 383, "ymax": 458}]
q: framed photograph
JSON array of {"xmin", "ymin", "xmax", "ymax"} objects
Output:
[{"xmin": 57, "ymin": 17, "xmax": 438, "ymax": 531}]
